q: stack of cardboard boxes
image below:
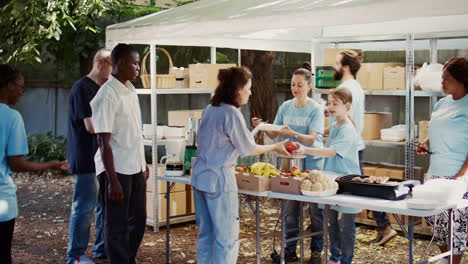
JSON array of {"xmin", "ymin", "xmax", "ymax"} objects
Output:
[{"xmin": 357, "ymin": 63, "xmax": 406, "ymax": 91}]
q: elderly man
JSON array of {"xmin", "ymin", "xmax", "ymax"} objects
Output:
[
  {"xmin": 91, "ymin": 44, "xmax": 149, "ymax": 264},
  {"xmin": 66, "ymin": 49, "xmax": 112, "ymax": 264}
]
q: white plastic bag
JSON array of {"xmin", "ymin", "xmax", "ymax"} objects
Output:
[{"xmin": 414, "ymin": 63, "xmax": 443, "ymax": 91}]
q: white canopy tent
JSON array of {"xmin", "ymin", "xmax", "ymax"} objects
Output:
[{"xmin": 106, "ymin": 0, "xmax": 468, "ymax": 52}]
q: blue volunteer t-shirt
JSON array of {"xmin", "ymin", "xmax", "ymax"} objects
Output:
[
  {"xmin": 274, "ymin": 98, "xmax": 324, "ymax": 170},
  {"xmin": 0, "ymin": 104, "xmax": 29, "ymax": 221},
  {"xmin": 67, "ymin": 77, "xmax": 100, "ymax": 174}
]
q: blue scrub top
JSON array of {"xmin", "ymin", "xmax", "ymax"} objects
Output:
[
  {"xmin": 324, "ymin": 119, "xmax": 361, "ymax": 176},
  {"xmin": 191, "ymin": 103, "xmax": 257, "ymax": 193},
  {"xmin": 0, "ymin": 104, "xmax": 29, "ymax": 222},
  {"xmin": 274, "ymin": 98, "xmax": 324, "ymax": 170},
  {"xmin": 428, "ymin": 94, "xmax": 468, "ymax": 177}
]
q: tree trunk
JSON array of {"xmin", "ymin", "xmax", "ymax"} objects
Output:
[{"xmin": 241, "ymin": 50, "xmax": 277, "ymax": 144}]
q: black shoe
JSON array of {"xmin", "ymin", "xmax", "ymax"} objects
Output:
[{"xmin": 270, "ymin": 249, "xmax": 299, "ymax": 263}]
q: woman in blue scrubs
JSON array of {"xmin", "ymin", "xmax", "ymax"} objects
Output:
[
  {"xmin": 191, "ymin": 66, "xmax": 289, "ymax": 264},
  {"xmin": 417, "ymin": 58, "xmax": 468, "ymax": 264},
  {"xmin": 0, "ymin": 65, "xmax": 69, "ymax": 263},
  {"xmin": 253, "ymin": 63, "xmax": 325, "ymax": 263},
  {"xmin": 295, "ymin": 87, "xmax": 360, "ymax": 264}
]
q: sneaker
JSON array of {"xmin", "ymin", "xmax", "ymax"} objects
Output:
[
  {"xmin": 73, "ymin": 256, "xmax": 95, "ymax": 264},
  {"xmin": 435, "ymin": 259, "xmax": 449, "ymax": 264},
  {"xmin": 328, "ymin": 260, "xmax": 340, "ymax": 264},
  {"xmin": 270, "ymin": 249, "xmax": 299, "ymax": 263},
  {"xmin": 309, "ymin": 251, "xmax": 322, "ymax": 264},
  {"xmin": 377, "ymin": 225, "xmax": 398, "ymax": 246}
]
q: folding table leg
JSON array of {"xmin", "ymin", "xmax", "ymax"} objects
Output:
[
  {"xmin": 165, "ymin": 181, "xmax": 171, "ymax": 264},
  {"xmin": 280, "ymin": 200, "xmax": 287, "ymax": 264},
  {"xmin": 408, "ymin": 216, "xmax": 414, "ymax": 264},
  {"xmin": 448, "ymin": 209, "xmax": 454, "ymax": 264},
  {"xmin": 256, "ymin": 197, "xmax": 261, "ymax": 264},
  {"xmin": 299, "ymin": 202, "xmax": 304, "ymax": 264},
  {"xmin": 323, "ymin": 205, "xmax": 330, "ymax": 263}
]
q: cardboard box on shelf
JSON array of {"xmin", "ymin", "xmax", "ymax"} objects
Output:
[
  {"xmin": 236, "ymin": 172, "xmax": 271, "ymax": 192},
  {"xmin": 384, "ymin": 66, "xmax": 406, "ymax": 90},
  {"xmin": 356, "ymin": 209, "xmax": 368, "ymax": 219},
  {"xmin": 189, "ymin": 64, "xmax": 236, "ymax": 89},
  {"xmin": 186, "ymin": 190, "xmax": 195, "ymax": 214},
  {"xmin": 323, "ymin": 49, "xmax": 362, "ymax": 66},
  {"xmin": 389, "ymin": 169, "xmax": 405, "ymax": 180},
  {"xmin": 147, "ymin": 191, "xmax": 186, "ymax": 221},
  {"xmin": 418, "ymin": 121, "xmax": 429, "ymax": 141},
  {"xmin": 375, "ymin": 168, "xmax": 389, "ymax": 177},
  {"xmin": 362, "ymin": 166, "xmax": 377, "ymax": 176},
  {"xmin": 362, "ymin": 112, "xmax": 393, "ymax": 140},
  {"xmin": 168, "ymin": 110, "xmax": 203, "ymax": 128},
  {"xmin": 271, "ymin": 176, "xmax": 302, "ymax": 195},
  {"xmin": 357, "ymin": 63, "xmax": 403, "ymax": 90}
]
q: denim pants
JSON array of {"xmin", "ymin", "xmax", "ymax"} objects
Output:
[
  {"xmin": 328, "ymin": 210, "xmax": 356, "ymax": 264},
  {"xmin": 284, "ymin": 200, "xmax": 323, "ymax": 253},
  {"xmin": 0, "ymin": 218, "xmax": 15, "ymax": 264},
  {"xmin": 194, "ymin": 188, "xmax": 240, "ymax": 264},
  {"xmin": 66, "ymin": 173, "xmax": 105, "ymax": 263},
  {"xmin": 98, "ymin": 172, "xmax": 147, "ymax": 264}
]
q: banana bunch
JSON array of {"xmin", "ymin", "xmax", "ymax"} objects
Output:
[{"xmin": 249, "ymin": 162, "xmax": 280, "ymax": 177}]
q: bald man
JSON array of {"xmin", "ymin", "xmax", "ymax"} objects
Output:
[{"xmin": 66, "ymin": 49, "xmax": 112, "ymax": 264}]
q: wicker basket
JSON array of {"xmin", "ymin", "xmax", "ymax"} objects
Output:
[{"xmin": 141, "ymin": 48, "xmax": 176, "ymax": 89}]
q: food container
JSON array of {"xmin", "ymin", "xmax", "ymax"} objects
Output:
[
  {"xmin": 235, "ymin": 172, "xmax": 271, "ymax": 192},
  {"xmin": 335, "ymin": 175, "xmax": 420, "ymax": 200},
  {"xmin": 271, "ymin": 176, "xmax": 303, "ymax": 195},
  {"xmin": 276, "ymin": 155, "xmax": 305, "ymax": 172}
]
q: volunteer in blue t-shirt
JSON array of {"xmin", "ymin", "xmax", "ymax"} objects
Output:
[
  {"xmin": 252, "ymin": 63, "xmax": 325, "ymax": 263},
  {"xmin": 417, "ymin": 57, "xmax": 468, "ymax": 264},
  {"xmin": 294, "ymin": 87, "xmax": 360, "ymax": 264},
  {"xmin": 0, "ymin": 65, "xmax": 69, "ymax": 264}
]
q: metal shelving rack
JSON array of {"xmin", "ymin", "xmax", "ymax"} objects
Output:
[{"xmin": 142, "ymin": 46, "xmax": 218, "ymax": 231}]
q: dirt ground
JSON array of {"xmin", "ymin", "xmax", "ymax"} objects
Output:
[{"xmin": 10, "ymin": 173, "xmax": 468, "ymax": 264}]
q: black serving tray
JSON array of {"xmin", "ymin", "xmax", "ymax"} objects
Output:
[{"xmin": 335, "ymin": 175, "xmax": 420, "ymax": 200}]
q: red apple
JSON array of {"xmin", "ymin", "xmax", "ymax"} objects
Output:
[{"xmin": 285, "ymin": 142, "xmax": 298, "ymax": 153}]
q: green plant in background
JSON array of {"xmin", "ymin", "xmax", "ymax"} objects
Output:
[
  {"xmin": 192, "ymin": 51, "xmax": 238, "ymax": 65},
  {"xmin": 26, "ymin": 132, "xmax": 68, "ymax": 175}
]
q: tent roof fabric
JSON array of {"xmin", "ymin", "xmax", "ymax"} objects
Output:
[{"xmin": 106, "ymin": 0, "xmax": 468, "ymax": 52}]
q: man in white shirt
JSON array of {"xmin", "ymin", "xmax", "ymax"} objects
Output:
[
  {"xmin": 334, "ymin": 50, "xmax": 397, "ymax": 246},
  {"xmin": 91, "ymin": 43, "xmax": 149, "ymax": 264}
]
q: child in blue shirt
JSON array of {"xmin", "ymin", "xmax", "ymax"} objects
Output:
[
  {"xmin": 0, "ymin": 65, "xmax": 69, "ymax": 264},
  {"xmin": 295, "ymin": 87, "xmax": 360, "ymax": 264}
]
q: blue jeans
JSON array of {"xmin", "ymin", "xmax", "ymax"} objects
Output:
[
  {"xmin": 284, "ymin": 201, "xmax": 323, "ymax": 253},
  {"xmin": 328, "ymin": 210, "xmax": 356, "ymax": 264},
  {"xmin": 66, "ymin": 173, "xmax": 105, "ymax": 263},
  {"xmin": 194, "ymin": 188, "xmax": 240, "ymax": 264}
]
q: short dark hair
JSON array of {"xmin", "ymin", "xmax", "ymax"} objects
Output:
[
  {"xmin": 340, "ymin": 50, "xmax": 362, "ymax": 78},
  {"xmin": 443, "ymin": 57, "xmax": 468, "ymax": 92},
  {"xmin": 111, "ymin": 43, "xmax": 138, "ymax": 65},
  {"xmin": 293, "ymin": 62, "xmax": 314, "ymax": 84},
  {"xmin": 211, "ymin": 66, "xmax": 252, "ymax": 108},
  {"xmin": 0, "ymin": 64, "xmax": 22, "ymax": 89}
]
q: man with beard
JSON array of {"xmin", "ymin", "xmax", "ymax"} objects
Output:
[{"xmin": 333, "ymin": 50, "xmax": 397, "ymax": 246}]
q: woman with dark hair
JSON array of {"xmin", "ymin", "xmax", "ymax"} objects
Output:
[
  {"xmin": 417, "ymin": 57, "xmax": 468, "ymax": 264},
  {"xmin": 0, "ymin": 64, "xmax": 69, "ymax": 264},
  {"xmin": 191, "ymin": 66, "xmax": 289, "ymax": 263},
  {"xmin": 253, "ymin": 62, "xmax": 325, "ymax": 263}
]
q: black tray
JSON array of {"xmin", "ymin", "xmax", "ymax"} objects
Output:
[{"xmin": 335, "ymin": 175, "xmax": 419, "ymax": 200}]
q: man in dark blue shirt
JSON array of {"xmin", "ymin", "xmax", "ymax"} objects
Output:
[{"xmin": 66, "ymin": 49, "xmax": 112, "ymax": 264}]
